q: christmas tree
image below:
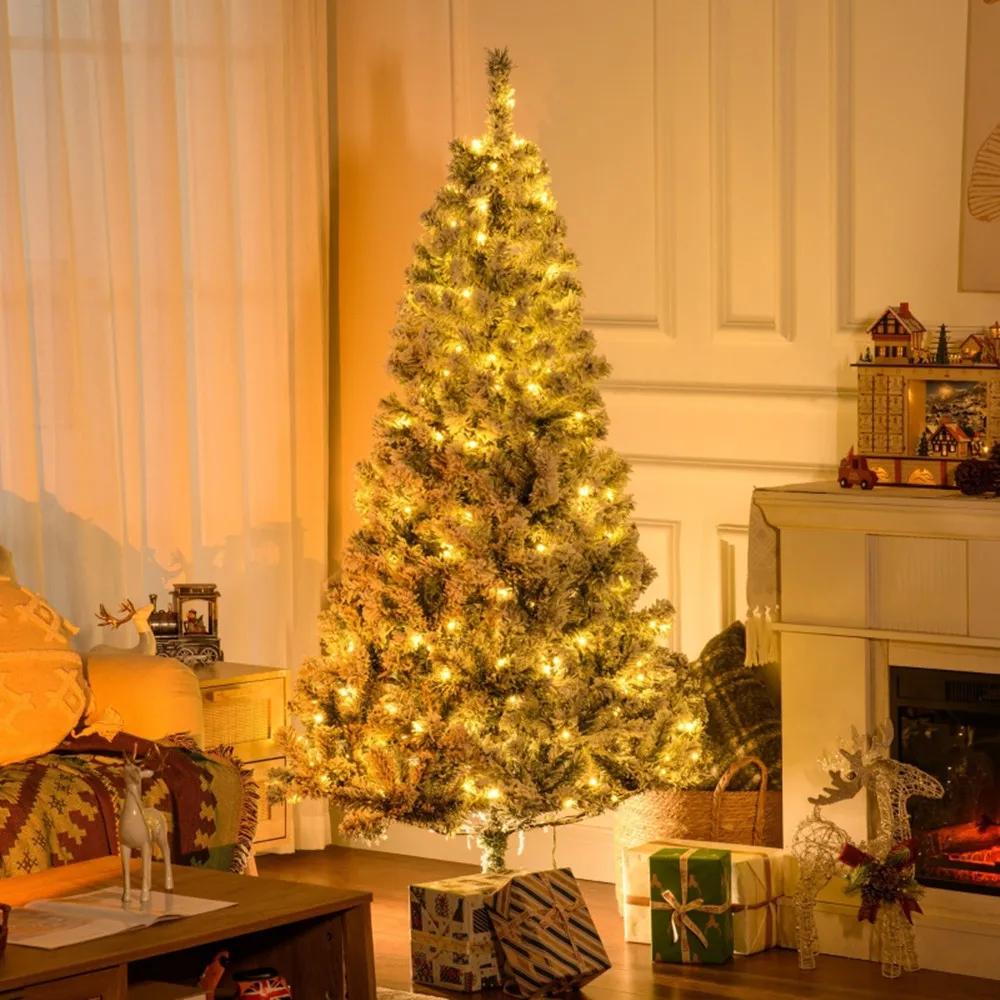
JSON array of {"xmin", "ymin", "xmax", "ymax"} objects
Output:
[
  {"xmin": 935, "ymin": 324, "xmax": 950, "ymax": 365},
  {"xmin": 271, "ymin": 49, "xmax": 712, "ymax": 872}
]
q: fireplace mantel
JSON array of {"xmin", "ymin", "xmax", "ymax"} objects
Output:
[{"xmin": 754, "ymin": 481, "xmax": 1000, "ymax": 981}]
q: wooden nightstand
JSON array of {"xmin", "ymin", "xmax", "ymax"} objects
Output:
[{"xmin": 196, "ymin": 662, "xmax": 293, "ymax": 854}]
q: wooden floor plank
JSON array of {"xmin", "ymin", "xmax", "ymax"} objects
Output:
[{"xmin": 258, "ymin": 846, "xmax": 996, "ymax": 999}]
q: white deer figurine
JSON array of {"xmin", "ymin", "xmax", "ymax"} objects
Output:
[
  {"xmin": 91, "ymin": 598, "xmax": 156, "ymax": 656},
  {"xmin": 119, "ymin": 746, "xmax": 173, "ymax": 905}
]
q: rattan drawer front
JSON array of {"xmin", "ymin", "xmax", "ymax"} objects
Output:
[
  {"xmin": 204, "ymin": 695, "xmax": 270, "ymax": 747},
  {"xmin": 251, "ymin": 757, "xmax": 288, "ymax": 843},
  {"xmin": 202, "ymin": 677, "xmax": 285, "ymax": 750}
]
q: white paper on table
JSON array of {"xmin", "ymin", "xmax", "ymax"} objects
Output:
[{"xmin": 7, "ymin": 888, "xmax": 235, "ymax": 949}]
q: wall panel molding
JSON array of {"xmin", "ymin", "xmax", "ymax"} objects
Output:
[
  {"xmin": 603, "ymin": 378, "xmax": 855, "ymax": 400},
  {"xmin": 634, "ymin": 517, "xmax": 681, "ymax": 650},
  {"xmin": 710, "ymin": 0, "xmax": 796, "ymax": 338},
  {"xmin": 831, "ymin": 0, "xmax": 865, "ymax": 334},
  {"xmin": 718, "ymin": 523, "xmax": 749, "ymax": 628},
  {"xmin": 625, "ymin": 453, "xmax": 838, "ymax": 476}
]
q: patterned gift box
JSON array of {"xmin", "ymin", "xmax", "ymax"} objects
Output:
[
  {"xmin": 650, "ymin": 847, "xmax": 734, "ymax": 964},
  {"xmin": 624, "ymin": 839, "xmax": 783, "ymax": 955},
  {"xmin": 409, "ymin": 870, "xmax": 518, "ymax": 992},
  {"xmin": 486, "ymin": 868, "xmax": 611, "ymax": 996}
]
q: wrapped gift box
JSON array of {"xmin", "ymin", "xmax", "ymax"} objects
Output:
[
  {"xmin": 409, "ymin": 870, "xmax": 518, "ymax": 992},
  {"xmin": 650, "ymin": 846, "xmax": 734, "ymax": 964},
  {"xmin": 486, "ymin": 867, "xmax": 611, "ymax": 996},
  {"xmin": 624, "ymin": 839, "xmax": 783, "ymax": 955}
]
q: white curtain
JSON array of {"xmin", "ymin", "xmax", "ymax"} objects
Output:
[{"xmin": 0, "ymin": 0, "xmax": 330, "ymax": 672}]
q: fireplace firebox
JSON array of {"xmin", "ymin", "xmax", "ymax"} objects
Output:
[{"xmin": 890, "ymin": 665, "xmax": 1000, "ymax": 896}]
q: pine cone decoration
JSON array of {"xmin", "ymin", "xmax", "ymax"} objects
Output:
[{"xmin": 955, "ymin": 458, "xmax": 988, "ymax": 496}]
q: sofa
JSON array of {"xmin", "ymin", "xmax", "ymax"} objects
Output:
[{"xmin": 0, "ymin": 563, "xmax": 257, "ymax": 878}]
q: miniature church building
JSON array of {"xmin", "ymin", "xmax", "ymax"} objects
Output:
[{"xmin": 866, "ymin": 301, "xmax": 926, "ymax": 362}]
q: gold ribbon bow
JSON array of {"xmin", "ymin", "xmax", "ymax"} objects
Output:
[
  {"xmin": 651, "ymin": 849, "xmax": 731, "ymax": 962},
  {"xmin": 503, "ymin": 871, "xmax": 587, "ymax": 967}
]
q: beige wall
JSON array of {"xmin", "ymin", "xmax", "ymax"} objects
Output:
[
  {"xmin": 336, "ymin": 0, "xmax": 999, "ymax": 661},
  {"xmin": 332, "ymin": 0, "xmax": 1000, "ymax": 872}
]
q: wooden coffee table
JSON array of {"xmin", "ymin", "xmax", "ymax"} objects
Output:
[{"xmin": 0, "ymin": 857, "xmax": 375, "ymax": 999}]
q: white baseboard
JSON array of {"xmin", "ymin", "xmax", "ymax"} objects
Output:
[{"xmin": 329, "ymin": 816, "xmax": 618, "ymax": 883}]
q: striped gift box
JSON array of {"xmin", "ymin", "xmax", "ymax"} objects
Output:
[{"xmin": 486, "ymin": 868, "xmax": 611, "ymax": 996}]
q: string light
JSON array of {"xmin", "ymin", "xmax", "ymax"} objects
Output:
[
  {"xmin": 453, "ymin": 344, "xmax": 463, "ymax": 353},
  {"xmin": 461, "ymin": 288, "xmax": 472, "ymax": 299},
  {"xmin": 385, "ymin": 703, "xmax": 398, "ymax": 715},
  {"xmin": 489, "ymin": 161, "xmax": 499, "ymax": 172},
  {"xmin": 507, "ymin": 695, "xmax": 521, "ymax": 706},
  {"xmin": 604, "ymin": 489, "xmax": 615, "ymax": 501},
  {"xmin": 575, "ymin": 635, "xmax": 588, "ymax": 648},
  {"xmin": 462, "ymin": 779, "xmax": 476, "ymax": 793},
  {"xmin": 463, "ymin": 510, "xmax": 473, "ymax": 521},
  {"xmin": 313, "ymin": 712, "xmax": 324, "ymax": 724},
  {"xmin": 486, "ymin": 353, "xmax": 498, "ymax": 364},
  {"xmin": 513, "ymin": 137, "xmax": 524, "ymax": 147},
  {"xmin": 476, "ymin": 199, "xmax": 488, "ymax": 213},
  {"xmin": 496, "ymin": 657, "xmax": 509, "ymax": 667},
  {"xmin": 563, "ymin": 798, "xmax": 576, "ymax": 809},
  {"xmin": 691, "ymin": 751, "xmax": 701, "ymax": 761},
  {"xmin": 496, "ymin": 587, "xmax": 512, "ymax": 601},
  {"xmin": 412, "ymin": 720, "xmax": 426, "ymax": 734},
  {"xmin": 573, "ymin": 411, "xmax": 584, "ymax": 420},
  {"xmin": 446, "ymin": 620, "xmax": 458, "ymax": 631},
  {"xmin": 535, "ymin": 543, "xmax": 547, "ymax": 553},
  {"xmin": 443, "ymin": 369, "xmax": 451, "ymax": 377},
  {"xmin": 403, "ymin": 506, "xmax": 412, "ymax": 516},
  {"xmin": 539, "ymin": 193, "xmax": 549, "ymax": 204},
  {"xmin": 411, "ymin": 634, "xmax": 424, "ymax": 648},
  {"xmin": 434, "ymin": 431, "xmax": 445, "ymax": 442},
  {"xmin": 578, "ymin": 485, "xmax": 591, "ymax": 497},
  {"xmin": 439, "ymin": 668, "xmax": 452, "ymax": 681},
  {"xmin": 588, "ymin": 777, "xmax": 599, "ymax": 787},
  {"xmin": 486, "ymin": 787, "xmax": 501, "ymax": 800},
  {"xmin": 527, "ymin": 383, "xmax": 541, "ymax": 395},
  {"xmin": 464, "ymin": 439, "xmax": 478, "ymax": 450},
  {"xmin": 449, "ymin": 219, "xmax": 457, "ymax": 228},
  {"xmin": 560, "ymin": 729, "xmax": 571, "ymax": 740},
  {"xmin": 471, "ymin": 139, "xmax": 482, "ymax": 153},
  {"xmin": 476, "ymin": 232, "xmax": 487, "ymax": 245}
]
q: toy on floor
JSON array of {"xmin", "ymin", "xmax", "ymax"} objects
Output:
[
  {"xmin": 120, "ymin": 745, "xmax": 173, "ymax": 904},
  {"xmin": 198, "ymin": 951, "xmax": 229, "ymax": 998}
]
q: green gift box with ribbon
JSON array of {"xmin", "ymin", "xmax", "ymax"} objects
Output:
[{"xmin": 650, "ymin": 847, "xmax": 734, "ymax": 965}]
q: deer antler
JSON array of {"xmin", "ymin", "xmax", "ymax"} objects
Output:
[
  {"xmin": 808, "ymin": 768, "xmax": 862, "ymax": 807},
  {"xmin": 95, "ymin": 599, "xmax": 138, "ymax": 630}
]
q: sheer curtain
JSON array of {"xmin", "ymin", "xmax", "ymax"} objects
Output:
[{"xmin": 0, "ymin": 0, "xmax": 329, "ymax": 679}]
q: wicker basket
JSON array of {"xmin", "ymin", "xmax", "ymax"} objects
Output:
[{"xmin": 613, "ymin": 757, "xmax": 782, "ymax": 907}]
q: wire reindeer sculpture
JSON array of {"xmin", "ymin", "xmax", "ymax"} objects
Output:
[
  {"xmin": 120, "ymin": 745, "xmax": 174, "ymax": 905},
  {"xmin": 790, "ymin": 720, "xmax": 943, "ymax": 977}
]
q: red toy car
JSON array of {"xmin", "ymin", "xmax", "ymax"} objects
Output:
[{"xmin": 838, "ymin": 448, "xmax": 879, "ymax": 489}]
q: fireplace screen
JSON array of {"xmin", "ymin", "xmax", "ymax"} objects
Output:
[{"xmin": 891, "ymin": 665, "xmax": 1000, "ymax": 895}]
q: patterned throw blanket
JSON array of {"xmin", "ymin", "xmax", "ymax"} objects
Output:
[{"xmin": 0, "ymin": 732, "xmax": 258, "ymax": 878}]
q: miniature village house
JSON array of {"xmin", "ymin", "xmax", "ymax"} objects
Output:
[
  {"xmin": 867, "ymin": 302, "xmax": 926, "ymax": 362},
  {"xmin": 848, "ymin": 304, "xmax": 1000, "ymax": 488}
]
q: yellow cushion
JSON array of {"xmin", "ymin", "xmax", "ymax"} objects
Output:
[
  {"xmin": 0, "ymin": 577, "xmax": 91, "ymax": 765},
  {"xmin": 86, "ymin": 654, "xmax": 204, "ymax": 746}
]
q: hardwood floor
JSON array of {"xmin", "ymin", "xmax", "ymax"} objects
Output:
[{"xmin": 258, "ymin": 846, "xmax": 995, "ymax": 999}]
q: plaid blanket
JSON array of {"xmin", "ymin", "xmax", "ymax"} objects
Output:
[{"xmin": 0, "ymin": 732, "xmax": 258, "ymax": 878}]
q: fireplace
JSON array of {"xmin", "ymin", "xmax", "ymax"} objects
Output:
[{"xmin": 891, "ymin": 665, "xmax": 1000, "ymax": 896}]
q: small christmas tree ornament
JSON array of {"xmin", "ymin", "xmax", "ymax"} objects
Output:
[{"xmin": 270, "ymin": 47, "xmax": 712, "ymax": 874}]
